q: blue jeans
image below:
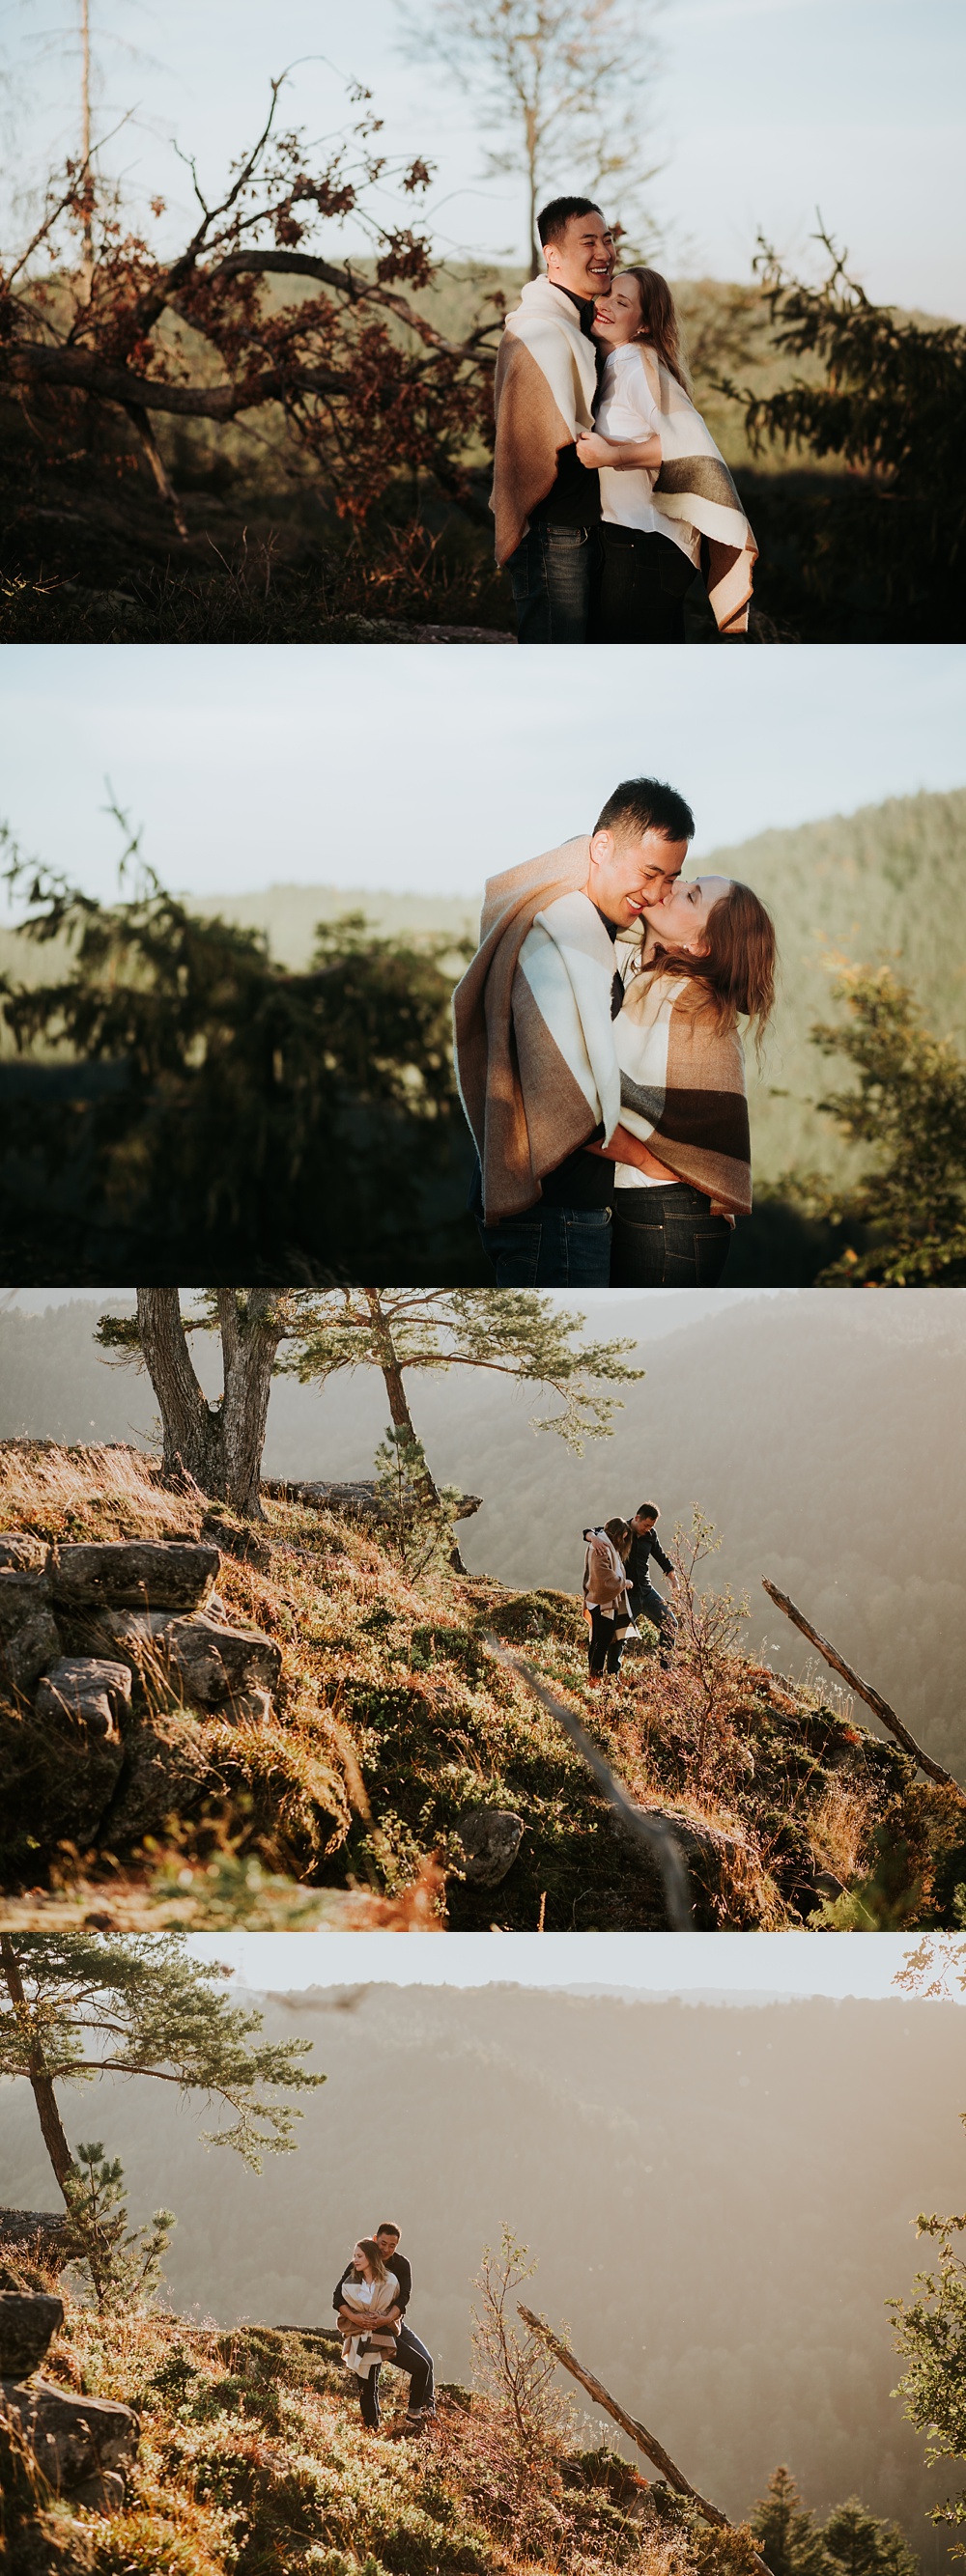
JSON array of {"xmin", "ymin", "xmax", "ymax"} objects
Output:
[
  {"xmin": 611, "ymin": 1185, "xmax": 732, "ymax": 1287},
  {"xmin": 508, "ymin": 521, "xmax": 599, "ymax": 643},
  {"xmin": 630, "ymin": 1581, "xmax": 678, "ymax": 1667},
  {"xmin": 478, "ymin": 1203, "xmax": 612, "ymax": 1287},
  {"xmin": 384, "ymin": 2322, "xmax": 435, "ymax": 2413}
]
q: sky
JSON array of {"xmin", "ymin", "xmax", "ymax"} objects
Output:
[
  {"xmin": 190, "ymin": 1929, "xmax": 960, "ymax": 2003},
  {"xmin": 4, "ymin": 0, "xmax": 965, "ymax": 315},
  {"xmin": 2, "ymin": 644, "xmax": 964, "ymax": 905}
]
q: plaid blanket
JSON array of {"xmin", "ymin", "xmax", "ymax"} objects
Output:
[
  {"xmin": 632, "ymin": 346, "xmax": 757, "ymax": 635},
  {"xmin": 615, "ymin": 966, "xmax": 752, "ymax": 1214},
  {"xmin": 491, "ymin": 276, "xmax": 600, "ymax": 565},
  {"xmin": 453, "ymin": 851, "xmax": 753, "ymax": 1221},
  {"xmin": 453, "ymin": 839, "xmax": 621, "ymax": 1221}
]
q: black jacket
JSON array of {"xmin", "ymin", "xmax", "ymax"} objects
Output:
[{"xmin": 626, "ymin": 1526, "xmax": 672, "ymax": 1591}]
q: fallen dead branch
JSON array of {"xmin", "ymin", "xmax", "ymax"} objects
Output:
[
  {"xmin": 486, "ymin": 1640, "xmax": 693, "ymax": 1930},
  {"xmin": 518, "ymin": 2306, "xmax": 771, "ymax": 2571},
  {"xmin": 761, "ymin": 1580, "xmax": 963, "ymax": 1795}
]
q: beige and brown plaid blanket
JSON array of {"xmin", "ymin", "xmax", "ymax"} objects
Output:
[
  {"xmin": 491, "ymin": 276, "xmax": 600, "ymax": 565},
  {"xmin": 453, "ymin": 850, "xmax": 753, "ymax": 1221},
  {"xmin": 615, "ymin": 965, "xmax": 752, "ymax": 1214},
  {"xmin": 632, "ymin": 346, "xmax": 757, "ymax": 636}
]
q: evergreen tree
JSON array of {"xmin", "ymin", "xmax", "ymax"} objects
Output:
[
  {"xmin": 0, "ymin": 1932, "xmax": 324, "ymax": 2200},
  {"xmin": 819, "ymin": 2498, "xmax": 917, "ymax": 2576},
  {"xmin": 783, "ymin": 966, "xmax": 966, "ymax": 1284},
  {"xmin": 751, "ymin": 2466, "xmax": 827, "ymax": 2576}
]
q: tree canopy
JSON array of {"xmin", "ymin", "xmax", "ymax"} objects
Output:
[
  {"xmin": 782, "ymin": 965, "xmax": 966, "ymax": 1285},
  {"xmin": 0, "ymin": 1931, "xmax": 323, "ymax": 2190}
]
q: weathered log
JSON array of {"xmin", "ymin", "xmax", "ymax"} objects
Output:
[
  {"xmin": 518, "ymin": 2307, "xmax": 770, "ymax": 2572},
  {"xmin": 486, "ymin": 1641, "xmax": 693, "ymax": 1931},
  {"xmin": 262, "ymin": 1478, "xmax": 482, "ymax": 1525},
  {"xmin": 761, "ymin": 1580, "xmax": 963, "ymax": 1795}
]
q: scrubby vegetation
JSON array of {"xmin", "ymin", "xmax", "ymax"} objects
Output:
[
  {"xmin": 1, "ymin": 1441, "xmax": 962, "ymax": 1934},
  {"xmin": 0, "ymin": 2223, "xmax": 915, "ymax": 2576}
]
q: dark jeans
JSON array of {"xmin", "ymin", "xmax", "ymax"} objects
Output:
[
  {"xmin": 478, "ymin": 1202, "xmax": 611, "ymax": 1287},
  {"xmin": 384, "ymin": 2322, "xmax": 435, "ymax": 2414},
  {"xmin": 588, "ymin": 1606, "xmax": 625, "ymax": 1677},
  {"xmin": 590, "ymin": 523, "xmax": 693, "ymax": 643},
  {"xmin": 611, "ymin": 1185, "xmax": 731, "ymax": 1286},
  {"xmin": 508, "ymin": 521, "xmax": 599, "ymax": 643},
  {"xmin": 357, "ymin": 2366, "xmax": 382, "ymax": 2429},
  {"xmin": 630, "ymin": 1581, "xmax": 677, "ymax": 1668}
]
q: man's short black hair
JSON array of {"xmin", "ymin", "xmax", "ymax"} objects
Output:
[
  {"xmin": 594, "ymin": 779, "xmax": 696, "ymax": 845},
  {"xmin": 538, "ymin": 195, "xmax": 604, "ymax": 249},
  {"xmin": 635, "ymin": 1503, "xmax": 660, "ymax": 1523},
  {"xmin": 376, "ymin": 2222, "xmax": 401, "ymax": 2240}
]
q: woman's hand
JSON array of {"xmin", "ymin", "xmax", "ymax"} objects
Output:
[
  {"xmin": 576, "ymin": 430, "xmax": 662, "ymax": 471},
  {"xmin": 576, "ymin": 431, "xmax": 615, "ymax": 468}
]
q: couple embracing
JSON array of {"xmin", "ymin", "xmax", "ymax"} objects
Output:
[
  {"xmin": 492, "ymin": 196, "xmax": 756, "ymax": 645},
  {"xmin": 453, "ymin": 775, "xmax": 776, "ymax": 1290},
  {"xmin": 334, "ymin": 2220, "xmax": 436, "ymax": 2437}
]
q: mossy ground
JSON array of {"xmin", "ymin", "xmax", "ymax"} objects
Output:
[
  {"xmin": 0, "ymin": 2245, "xmax": 765, "ymax": 2576},
  {"xmin": 0, "ymin": 1442, "xmax": 960, "ymax": 1933}
]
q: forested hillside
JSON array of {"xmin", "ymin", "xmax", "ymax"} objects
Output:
[{"xmin": 1, "ymin": 1980, "xmax": 960, "ymax": 2559}]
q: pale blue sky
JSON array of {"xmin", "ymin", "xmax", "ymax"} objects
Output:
[
  {"xmin": 2, "ymin": 644, "xmax": 964, "ymax": 905},
  {"xmin": 4, "ymin": 0, "xmax": 965, "ymax": 313},
  {"xmin": 189, "ymin": 1930, "xmax": 960, "ymax": 2003}
]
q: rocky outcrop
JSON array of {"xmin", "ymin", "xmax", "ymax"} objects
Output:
[
  {"xmin": 455, "ymin": 1807, "xmax": 525, "ymax": 1886},
  {"xmin": 46, "ymin": 1541, "xmax": 220, "ymax": 1612},
  {"xmin": 0, "ymin": 2297, "xmax": 64, "ymax": 2381},
  {"xmin": 35, "ymin": 1660, "xmax": 132, "ymax": 1734},
  {"xmin": 0, "ymin": 1531, "xmax": 287, "ymax": 1860},
  {"xmin": 0, "ymin": 1535, "xmax": 47, "ymax": 1573},
  {"xmin": 0, "ymin": 2213, "xmax": 68, "ymax": 2271},
  {"xmin": 0, "ymin": 2288, "xmax": 137, "ymax": 2522},
  {"xmin": 0, "ymin": 1574, "xmax": 61, "ymax": 1697}
]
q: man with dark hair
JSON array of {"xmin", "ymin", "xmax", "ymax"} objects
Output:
[
  {"xmin": 453, "ymin": 781, "xmax": 696, "ymax": 1286},
  {"xmin": 491, "ymin": 197, "xmax": 619, "ymax": 643},
  {"xmin": 333, "ymin": 2221, "xmax": 436, "ymax": 2432},
  {"xmin": 626, "ymin": 1504, "xmax": 678, "ymax": 1668}
]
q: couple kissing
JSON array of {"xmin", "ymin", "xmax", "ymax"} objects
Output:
[{"xmin": 453, "ymin": 775, "xmax": 777, "ymax": 1290}]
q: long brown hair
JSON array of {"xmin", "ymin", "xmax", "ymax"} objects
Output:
[
  {"xmin": 605, "ymin": 1516, "xmax": 632, "ymax": 1563},
  {"xmin": 621, "ymin": 266, "xmax": 691, "ymax": 394},
  {"xmin": 349, "ymin": 2238, "xmax": 388, "ymax": 2284},
  {"xmin": 641, "ymin": 882, "xmax": 777, "ymax": 1053}
]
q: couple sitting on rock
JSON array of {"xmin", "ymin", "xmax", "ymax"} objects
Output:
[
  {"xmin": 582, "ymin": 1502, "xmax": 678, "ymax": 1685},
  {"xmin": 334, "ymin": 2222, "xmax": 435, "ymax": 2436}
]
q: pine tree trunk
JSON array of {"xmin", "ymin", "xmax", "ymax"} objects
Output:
[
  {"xmin": 0, "ymin": 1937, "xmax": 77, "ymax": 2199},
  {"xmin": 217, "ymin": 1292, "xmax": 284, "ymax": 1519},
  {"xmin": 363, "ymin": 1289, "xmax": 440, "ymax": 1508},
  {"xmin": 136, "ymin": 1289, "xmax": 283, "ymax": 1517},
  {"xmin": 136, "ymin": 1289, "xmax": 225, "ymax": 1492}
]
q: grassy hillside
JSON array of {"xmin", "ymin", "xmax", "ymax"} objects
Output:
[
  {"xmin": 2, "ymin": 1292, "xmax": 962, "ymax": 1776},
  {"xmin": 1, "ymin": 1981, "xmax": 960, "ymax": 2559},
  {"xmin": 0, "ymin": 1435, "xmax": 963, "ymax": 1933}
]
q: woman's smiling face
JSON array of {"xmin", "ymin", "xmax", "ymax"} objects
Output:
[
  {"xmin": 641, "ymin": 874, "xmax": 732, "ymax": 950},
  {"xmin": 592, "ymin": 273, "xmax": 644, "ymax": 348}
]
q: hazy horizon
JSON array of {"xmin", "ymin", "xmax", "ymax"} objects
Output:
[{"xmin": 1, "ymin": 648, "xmax": 963, "ymax": 904}]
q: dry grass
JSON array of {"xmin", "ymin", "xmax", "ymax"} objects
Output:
[
  {"xmin": 804, "ymin": 1777, "xmax": 877, "ymax": 1885},
  {"xmin": 0, "ymin": 1442, "xmax": 950, "ymax": 1933}
]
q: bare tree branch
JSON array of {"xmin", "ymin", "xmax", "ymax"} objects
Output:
[
  {"xmin": 761, "ymin": 1579, "xmax": 963, "ymax": 1795},
  {"xmin": 518, "ymin": 2303, "xmax": 771, "ymax": 2570}
]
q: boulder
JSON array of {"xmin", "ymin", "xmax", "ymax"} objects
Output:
[
  {"xmin": 454, "ymin": 1807, "xmax": 525, "ymax": 1887},
  {"xmin": 35, "ymin": 1660, "xmax": 131, "ymax": 1735},
  {"xmin": 0, "ymin": 1535, "xmax": 47, "ymax": 1573},
  {"xmin": 0, "ymin": 2213, "xmax": 68, "ymax": 2272},
  {"xmin": 0, "ymin": 1698, "xmax": 125, "ymax": 1849},
  {"xmin": 0, "ymin": 2378, "xmax": 137, "ymax": 2494},
  {"xmin": 162, "ymin": 1613, "xmax": 281, "ymax": 1707},
  {"xmin": 46, "ymin": 1541, "xmax": 220, "ymax": 1613},
  {"xmin": 0, "ymin": 1571, "xmax": 63, "ymax": 1696},
  {"xmin": 105, "ymin": 1708, "xmax": 212, "ymax": 1845},
  {"xmin": 0, "ymin": 2295, "xmax": 64, "ymax": 2379}
]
